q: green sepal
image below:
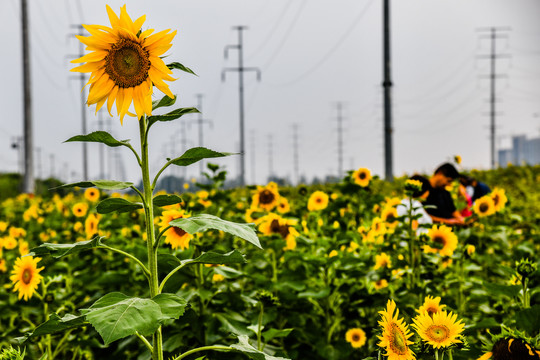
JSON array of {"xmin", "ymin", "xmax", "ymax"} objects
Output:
[
  {"xmin": 169, "ymin": 214, "xmax": 262, "ymax": 249},
  {"xmin": 51, "ymin": 180, "xmax": 133, "ymax": 191},
  {"xmin": 167, "ymin": 62, "xmax": 197, "ymax": 76},
  {"xmin": 96, "ymin": 198, "xmax": 143, "ymax": 214},
  {"xmin": 152, "ymin": 95, "xmax": 177, "ymax": 111},
  {"xmin": 169, "ymin": 147, "xmax": 235, "ymax": 167},
  {"xmin": 153, "ymin": 194, "xmax": 183, "ymax": 207},
  {"xmin": 28, "ymin": 236, "xmax": 105, "ymax": 258},
  {"xmin": 64, "ymin": 131, "xmax": 131, "ymax": 147},
  {"xmin": 16, "ymin": 313, "xmax": 88, "ymax": 344}
]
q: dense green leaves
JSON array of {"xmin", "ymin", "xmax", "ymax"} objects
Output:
[
  {"xmin": 483, "ymin": 282, "xmax": 522, "ymax": 298},
  {"xmin": 169, "ymin": 147, "xmax": 234, "ymax": 167},
  {"xmin": 167, "ymin": 62, "xmax": 197, "ymax": 76},
  {"xmin": 52, "ymin": 180, "xmax": 133, "ymax": 190},
  {"xmin": 16, "ymin": 314, "xmax": 87, "ymax": 343},
  {"xmin": 96, "ymin": 198, "xmax": 143, "ymax": 214},
  {"xmin": 28, "ymin": 237, "xmax": 105, "ymax": 258},
  {"xmin": 152, "ymin": 294, "xmax": 188, "ymax": 320},
  {"xmin": 169, "ymin": 214, "xmax": 262, "ymax": 249},
  {"xmin": 230, "ymin": 335, "xmax": 289, "ymax": 360},
  {"xmin": 64, "ymin": 131, "xmax": 131, "ymax": 147}
]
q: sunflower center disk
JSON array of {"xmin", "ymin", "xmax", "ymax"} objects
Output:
[
  {"xmin": 106, "ymin": 38, "xmax": 150, "ymax": 88},
  {"xmin": 22, "ymin": 268, "xmax": 32, "ymax": 285},
  {"xmin": 259, "ymin": 190, "xmax": 275, "ymax": 205},
  {"xmin": 173, "ymin": 226, "xmax": 187, "ymax": 237},
  {"xmin": 427, "ymin": 325, "xmax": 449, "ymax": 342},
  {"xmin": 480, "ymin": 203, "xmax": 489, "ymax": 213},
  {"xmin": 389, "ymin": 324, "xmax": 407, "ymax": 355}
]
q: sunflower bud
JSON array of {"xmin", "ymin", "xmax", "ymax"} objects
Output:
[
  {"xmin": 516, "ymin": 258, "xmax": 537, "ymax": 278},
  {"xmin": 404, "ymin": 179, "xmax": 423, "ymax": 195}
]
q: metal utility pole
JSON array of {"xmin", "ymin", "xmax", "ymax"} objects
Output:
[
  {"xmin": 382, "ymin": 0, "xmax": 394, "ymax": 181},
  {"xmin": 335, "ymin": 103, "xmax": 344, "ymax": 178},
  {"xmin": 268, "ymin": 134, "xmax": 274, "ymax": 180},
  {"xmin": 35, "ymin": 147, "xmax": 42, "ymax": 179},
  {"xmin": 21, "ymin": 0, "xmax": 34, "ymax": 193},
  {"xmin": 11, "ymin": 137, "xmax": 24, "ymax": 175},
  {"xmin": 292, "ymin": 124, "xmax": 299, "ymax": 185},
  {"xmin": 222, "ymin": 26, "xmax": 261, "ymax": 186},
  {"xmin": 477, "ymin": 27, "xmax": 511, "ymax": 169},
  {"xmin": 188, "ymin": 94, "xmax": 212, "ymax": 175},
  {"xmin": 69, "ymin": 25, "xmax": 89, "ymax": 180}
]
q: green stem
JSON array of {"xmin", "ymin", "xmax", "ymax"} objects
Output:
[
  {"xmin": 270, "ymin": 251, "xmax": 278, "ymax": 284},
  {"xmin": 446, "ymin": 349, "xmax": 453, "ymax": 360},
  {"xmin": 140, "ymin": 116, "xmax": 163, "ymax": 360},
  {"xmin": 136, "ymin": 331, "xmax": 154, "ymax": 353},
  {"xmin": 130, "ymin": 185, "xmax": 146, "ymax": 204},
  {"xmin": 154, "ymin": 225, "xmax": 171, "ymax": 249},
  {"xmin": 257, "ymin": 302, "xmax": 264, "ymax": 351},
  {"xmin": 41, "ymin": 283, "xmax": 53, "ymax": 360},
  {"xmin": 172, "ymin": 345, "xmax": 232, "ymax": 360},
  {"xmin": 98, "ymin": 245, "xmax": 150, "ymax": 279},
  {"xmin": 125, "ymin": 143, "xmax": 143, "ymax": 167},
  {"xmin": 159, "ymin": 260, "xmax": 193, "ymax": 293},
  {"xmin": 435, "ymin": 348, "xmax": 439, "ymax": 360},
  {"xmin": 152, "ymin": 159, "xmax": 176, "ymax": 190},
  {"xmin": 523, "ymin": 277, "xmax": 530, "ymax": 308}
]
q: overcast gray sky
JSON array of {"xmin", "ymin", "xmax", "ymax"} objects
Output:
[{"xmin": 1, "ymin": 0, "xmax": 539, "ymax": 185}]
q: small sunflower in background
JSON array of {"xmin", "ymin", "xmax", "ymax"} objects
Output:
[
  {"xmin": 72, "ymin": 202, "xmax": 89, "ymax": 218},
  {"xmin": 424, "ymin": 225, "xmax": 458, "ymax": 257},
  {"xmin": 454, "ymin": 155, "xmax": 462, "ymax": 165},
  {"xmin": 381, "ymin": 206, "xmax": 399, "ymax": 229},
  {"xmin": 377, "ymin": 299, "xmax": 416, "ymax": 360},
  {"xmin": 412, "ymin": 310, "xmax": 465, "ymax": 350},
  {"xmin": 345, "ymin": 328, "xmax": 367, "ymax": 348},
  {"xmin": 276, "ymin": 197, "xmax": 290, "ymax": 214},
  {"xmin": 10, "ymin": 256, "xmax": 44, "ymax": 301},
  {"xmin": 159, "ymin": 209, "xmax": 193, "ymax": 250},
  {"xmin": 416, "ymin": 295, "xmax": 446, "ymax": 318},
  {"xmin": 307, "ymin": 191, "xmax": 329, "ymax": 211},
  {"xmin": 490, "ymin": 188, "xmax": 507, "ymax": 212},
  {"xmin": 84, "ymin": 188, "xmax": 100, "ymax": 202},
  {"xmin": 71, "ymin": 5, "xmax": 177, "ymax": 123},
  {"xmin": 352, "ymin": 167, "xmax": 372, "ymax": 187},
  {"xmin": 252, "ymin": 182, "xmax": 280, "ymax": 211},
  {"xmin": 473, "ymin": 195, "xmax": 496, "ymax": 217},
  {"xmin": 374, "ymin": 252, "xmax": 392, "ymax": 270},
  {"xmin": 85, "ymin": 213, "xmax": 100, "ymax": 239}
]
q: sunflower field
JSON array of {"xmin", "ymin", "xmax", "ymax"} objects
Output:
[{"xmin": 1, "ymin": 4, "xmax": 539, "ymax": 360}]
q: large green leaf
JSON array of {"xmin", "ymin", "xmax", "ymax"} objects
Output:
[
  {"xmin": 483, "ymin": 282, "xmax": 521, "ymax": 298},
  {"xmin": 169, "ymin": 147, "xmax": 234, "ymax": 167},
  {"xmin": 152, "ymin": 95, "xmax": 176, "ymax": 111},
  {"xmin": 152, "ymin": 294, "xmax": 188, "ymax": 320},
  {"xmin": 96, "ymin": 198, "xmax": 143, "ymax": 214},
  {"xmin": 64, "ymin": 131, "xmax": 131, "ymax": 147},
  {"xmin": 515, "ymin": 305, "xmax": 540, "ymax": 335},
  {"xmin": 158, "ymin": 250, "xmax": 246, "ymax": 270},
  {"xmin": 82, "ymin": 293, "xmax": 163, "ymax": 345},
  {"xmin": 28, "ymin": 237, "xmax": 105, "ymax": 258},
  {"xmin": 52, "ymin": 180, "xmax": 133, "ymax": 190},
  {"xmin": 148, "ymin": 107, "xmax": 199, "ymax": 126},
  {"xmin": 262, "ymin": 328, "xmax": 293, "ymax": 342},
  {"xmin": 16, "ymin": 313, "xmax": 87, "ymax": 343},
  {"xmin": 167, "ymin": 62, "xmax": 197, "ymax": 76},
  {"xmin": 169, "ymin": 214, "xmax": 262, "ymax": 249},
  {"xmin": 230, "ymin": 335, "xmax": 289, "ymax": 360},
  {"xmin": 153, "ymin": 194, "xmax": 183, "ymax": 207}
]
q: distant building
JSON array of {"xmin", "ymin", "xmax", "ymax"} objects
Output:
[{"xmin": 498, "ymin": 135, "xmax": 540, "ymax": 167}]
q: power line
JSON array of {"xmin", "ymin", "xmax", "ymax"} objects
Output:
[{"xmin": 188, "ymin": 94, "xmax": 212, "ymax": 176}]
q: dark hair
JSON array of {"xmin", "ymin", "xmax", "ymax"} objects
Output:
[
  {"xmin": 459, "ymin": 174, "xmax": 474, "ymax": 186},
  {"xmin": 409, "ymin": 175, "xmax": 431, "ymax": 198},
  {"xmin": 434, "ymin": 163, "xmax": 460, "ymax": 179}
]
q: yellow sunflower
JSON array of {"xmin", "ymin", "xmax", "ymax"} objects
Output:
[
  {"xmin": 307, "ymin": 191, "xmax": 329, "ymax": 211},
  {"xmin": 473, "ymin": 195, "xmax": 496, "ymax": 217},
  {"xmin": 85, "ymin": 213, "xmax": 100, "ymax": 238},
  {"xmin": 424, "ymin": 225, "xmax": 458, "ymax": 257},
  {"xmin": 276, "ymin": 197, "xmax": 290, "ymax": 214},
  {"xmin": 377, "ymin": 299, "xmax": 416, "ymax": 360},
  {"xmin": 371, "ymin": 217, "xmax": 387, "ymax": 237},
  {"xmin": 84, "ymin": 188, "xmax": 100, "ymax": 202},
  {"xmin": 159, "ymin": 209, "xmax": 193, "ymax": 250},
  {"xmin": 412, "ymin": 310, "xmax": 465, "ymax": 349},
  {"xmin": 345, "ymin": 328, "xmax": 367, "ymax": 348},
  {"xmin": 352, "ymin": 167, "xmax": 372, "ymax": 187},
  {"xmin": 72, "ymin": 202, "xmax": 89, "ymax": 218},
  {"xmin": 416, "ymin": 295, "xmax": 446, "ymax": 317},
  {"xmin": 71, "ymin": 5, "xmax": 177, "ymax": 123},
  {"xmin": 490, "ymin": 188, "xmax": 507, "ymax": 212},
  {"xmin": 381, "ymin": 206, "xmax": 399, "ymax": 228},
  {"xmin": 252, "ymin": 182, "xmax": 280, "ymax": 211},
  {"xmin": 374, "ymin": 279, "xmax": 389, "ymax": 290},
  {"xmin": 258, "ymin": 213, "xmax": 299, "ymax": 250},
  {"xmin": 10, "ymin": 256, "xmax": 44, "ymax": 301},
  {"xmin": 374, "ymin": 252, "xmax": 392, "ymax": 270}
]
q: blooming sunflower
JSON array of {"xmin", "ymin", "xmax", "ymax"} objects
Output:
[
  {"xmin": 381, "ymin": 206, "xmax": 399, "ymax": 228},
  {"xmin": 352, "ymin": 167, "xmax": 371, "ymax": 187},
  {"xmin": 412, "ymin": 310, "xmax": 465, "ymax": 349},
  {"xmin": 424, "ymin": 225, "xmax": 458, "ymax": 257},
  {"xmin": 72, "ymin": 202, "xmax": 89, "ymax": 218},
  {"xmin": 490, "ymin": 188, "xmax": 507, "ymax": 212},
  {"xmin": 159, "ymin": 209, "xmax": 193, "ymax": 250},
  {"xmin": 276, "ymin": 197, "xmax": 290, "ymax": 214},
  {"xmin": 377, "ymin": 299, "xmax": 416, "ymax": 360},
  {"xmin": 307, "ymin": 191, "xmax": 329, "ymax": 211},
  {"xmin": 258, "ymin": 213, "xmax": 299, "ymax": 250},
  {"xmin": 10, "ymin": 256, "xmax": 44, "ymax": 301},
  {"xmin": 85, "ymin": 213, "xmax": 100, "ymax": 238},
  {"xmin": 252, "ymin": 182, "xmax": 280, "ymax": 211},
  {"xmin": 346, "ymin": 328, "xmax": 367, "ymax": 348},
  {"xmin": 71, "ymin": 5, "xmax": 177, "ymax": 123},
  {"xmin": 84, "ymin": 188, "xmax": 100, "ymax": 202},
  {"xmin": 374, "ymin": 252, "xmax": 392, "ymax": 270},
  {"xmin": 473, "ymin": 195, "xmax": 496, "ymax": 217},
  {"xmin": 416, "ymin": 295, "xmax": 446, "ymax": 317},
  {"xmin": 374, "ymin": 279, "xmax": 389, "ymax": 290},
  {"xmin": 371, "ymin": 217, "xmax": 387, "ymax": 237}
]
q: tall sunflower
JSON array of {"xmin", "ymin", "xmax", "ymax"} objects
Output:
[
  {"xmin": 352, "ymin": 167, "xmax": 371, "ymax": 187},
  {"xmin": 416, "ymin": 295, "xmax": 446, "ymax": 317},
  {"xmin": 159, "ymin": 209, "xmax": 193, "ymax": 250},
  {"xmin": 424, "ymin": 225, "xmax": 458, "ymax": 257},
  {"xmin": 10, "ymin": 256, "xmax": 44, "ymax": 301},
  {"xmin": 377, "ymin": 299, "xmax": 416, "ymax": 360},
  {"xmin": 412, "ymin": 310, "xmax": 465, "ymax": 349},
  {"xmin": 71, "ymin": 5, "xmax": 177, "ymax": 123},
  {"xmin": 473, "ymin": 195, "xmax": 496, "ymax": 217}
]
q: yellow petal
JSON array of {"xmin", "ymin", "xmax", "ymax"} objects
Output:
[
  {"xmin": 71, "ymin": 62, "xmax": 102, "ymax": 73},
  {"xmin": 106, "ymin": 5, "xmax": 120, "ymax": 28},
  {"xmin": 71, "ymin": 51, "xmax": 108, "ymax": 64},
  {"xmin": 116, "ymin": 88, "xmax": 125, "ymax": 119},
  {"xmin": 133, "ymin": 15, "xmax": 146, "ymax": 33},
  {"xmin": 107, "ymin": 86, "xmax": 119, "ymax": 117},
  {"xmin": 95, "ymin": 95, "xmax": 107, "ymax": 114},
  {"xmin": 119, "ymin": 5, "xmax": 136, "ymax": 34},
  {"xmin": 149, "ymin": 56, "xmax": 173, "ymax": 75},
  {"xmin": 132, "ymin": 85, "xmax": 144, "ymax": 119},
  {"xmin": 120, "ymin": 87, "xmax": 134, "ymax": 120},
  {"xmin": 82, "ymin": 24, "xmax": 116, "ymax": 43},
  {"xmin": 147, "ymin": 43, "xmax": 172, "ymax": 57},
  {"xmin": 88, "ymin": 78, "xmax": 115, "ymax": 105},
  {"xmin": 139, "ymin": 28, "xmax": 154, "ymax": 40},
  {"xmin": 144, "ymin": 29, "xmax": 174, "ymax": 48}
]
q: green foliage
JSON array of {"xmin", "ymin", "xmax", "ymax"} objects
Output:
[
  {"xmin": 28, "ymin": 236, "xmax": 105, "ymax": 258},
  {"xmin": 64, "ymin": 131, "xmax": 131, "ymax": 148},
  {"xmin": 169, "ymin": 147, "xmax": 235, "ymax": 167},
  {"xmin": 53, "ymin": 180, "xmax": 134, "ymax": 190},
  {"xmin": 96, "ymin": 198, "xmax": 143, "ymax": 214}
]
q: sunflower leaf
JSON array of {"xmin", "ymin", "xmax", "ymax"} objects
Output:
[
  {"xmin": 169, "ymin": 147, "xmax": 235, "ymax": 167},
  {"xmin": 152, "ymin": 293, "xmax": 188, "ymax": 320},
  {"xmin": 169, "ymin": 214, "xmax": 262, "ymax": 249},
  {"xmin": 64, "ymin": 131, "xmax": 131, "ymax": 147},
  {"xmin": 153, "ymin": 194, "xmax": 183, "ymax": 207},
  {"xmin": 167, "ymin": 62, "xmax": 197, "ymax": 76},
  {"xmin": 152, "ymin": 95, "xmax": 177, "ymax": 111},
  {"xmin": 230, "ymin": 335, "xmax": 290, "ymax": 360},
  {"xmin": 51, "ymin": 180, "xmax": 134, "ymax": 190},
  {"xmin": 148, "ymin": 107, "xmax": 200, "ymax": 126},
  {"xmin": 28, "ymin": 236, "xmax": 105, "ymax": 258},
  {"xmin": 96, "ymin": 198, "xmax": 143, "ymax": 214},
  {"xmin": 16, "ymin": 313, "xmax": 88, "ymax": 344}
]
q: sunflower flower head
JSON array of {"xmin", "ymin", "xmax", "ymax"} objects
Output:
[
  {"xmin": 490, "ymin": 188, "xmax": 507, "ymax": 212},
  {"xmin": 416, "ymin": 295, "xmax": 446, "ymax": 318},
  {"xmin": 473, "ymin": 195, "xmax": 496, "ymax": 217},
  {"xmin": 412, "ymin": 310, "xmax": 465, "ymax": 349},
  {"xmin": 352, "ymin": 167, "xmax": 372, "ymax": 187},
  {"xmin": 424, "ymin": 225, "xmax": 458, "ymax": 257},
  {"xmin": 159, "ymin": 209, "xmax": 193, "ymax": 250},
  {"xmin": 71, "ymin": 5, "xmax": 177, "ymax": 123},
  {"xmin": 377, "ymin": 299, "xmax": 416, "ymax": 360},
  {"xmin": 346, "ymin": 328, "xmax": 367, "ymax": 348},
  {"xmin": 307, "ymin": 191, "xmax": 329, "ymax": 211},
  {"xmin": 10, "ymin": 256, "xmax": 45, "ymax": 301},
  {"xmin": 252, "ymin": 182, "xmax": 280, "ymax": 211}
]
